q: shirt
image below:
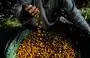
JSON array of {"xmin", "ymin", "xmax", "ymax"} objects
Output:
[{"xmin": 13, "ymin": 0, "xmax": 90, "ymax": 31}]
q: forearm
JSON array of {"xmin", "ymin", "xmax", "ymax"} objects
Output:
[
  {"xmin": 63, "ymin": 0, "xmax": 90, "ymax": 32},
  {"xmin": 71, "ymin": 9, "xmax": 90, "ymax": 32}
]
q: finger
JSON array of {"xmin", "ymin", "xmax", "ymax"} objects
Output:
[
  {"xmin": 33, "ymin": 8, "xmax": 40, "ymax": 15},
  {"xmin": 25, "ymin": 4, "xmax": 32, "ymax": 11},
  {"xmin": 31, "ymin": 8, "xmax": 40, "ymax": 16},
  {"xmin": 28, "ymin": 6, "xmax": 36, "ymax": 13},
  {"xmin": 32, "ymin": 8, "xmax": 40, "ymax": 17},
  {"xmin": 35, "ymin": 12, "xmax": 40, "ymax": 17}
]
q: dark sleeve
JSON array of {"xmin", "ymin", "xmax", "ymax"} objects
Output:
[
  {"xmin": 62, "ymin": 0, "xmax": 90, "ymax": 32},
  {"xmin": 12, "ymin": 0, "xmax": 33, "ymax": 24}
]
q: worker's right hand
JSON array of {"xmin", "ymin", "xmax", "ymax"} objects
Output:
[{"xmin": 25, "ymin": 4, "xmax": 40, "ymax": 17}]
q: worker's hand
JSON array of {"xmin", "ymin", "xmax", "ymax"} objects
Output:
[{"xmin": 25, "ymin": 4, "xmax": 40, "ymax": 17}]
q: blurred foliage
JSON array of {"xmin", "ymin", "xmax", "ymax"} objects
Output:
[
  {"xmin": 81, "ymin": 8, "xmax": 90, "ymax": 21},
  {"xmin": 2, "ymin": 16, "xmax": 22, "ymax": 28}
]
